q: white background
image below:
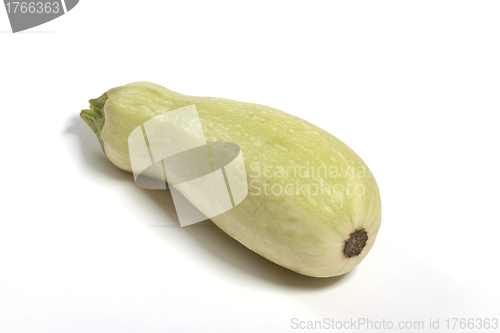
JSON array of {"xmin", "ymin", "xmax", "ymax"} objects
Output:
[{"xmin": 1, "ymin": 1, "xmax": 499, "ymax": 332}]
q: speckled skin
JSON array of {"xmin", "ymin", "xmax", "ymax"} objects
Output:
[{"xmin": 80, "ymin": 82, "xmax": 382, "ymax": 277}]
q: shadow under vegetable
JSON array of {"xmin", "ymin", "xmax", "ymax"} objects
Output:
[{"xmin": 64, "ymin": 114, "xmax": 354, "ymax": 289}]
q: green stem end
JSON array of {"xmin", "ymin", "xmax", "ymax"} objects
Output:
[{"xmin": 80, "ymin": 92, "xmax": 108, "ymax": 154}]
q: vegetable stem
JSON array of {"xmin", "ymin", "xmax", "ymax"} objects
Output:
[{"xmin": 80, "ymin": 92, "xmax": 108, "ymax": 153}]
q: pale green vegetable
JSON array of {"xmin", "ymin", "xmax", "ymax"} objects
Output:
[{"xmin": 81, "ymin": 82, "xmax": 381, "ymax": 277}]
